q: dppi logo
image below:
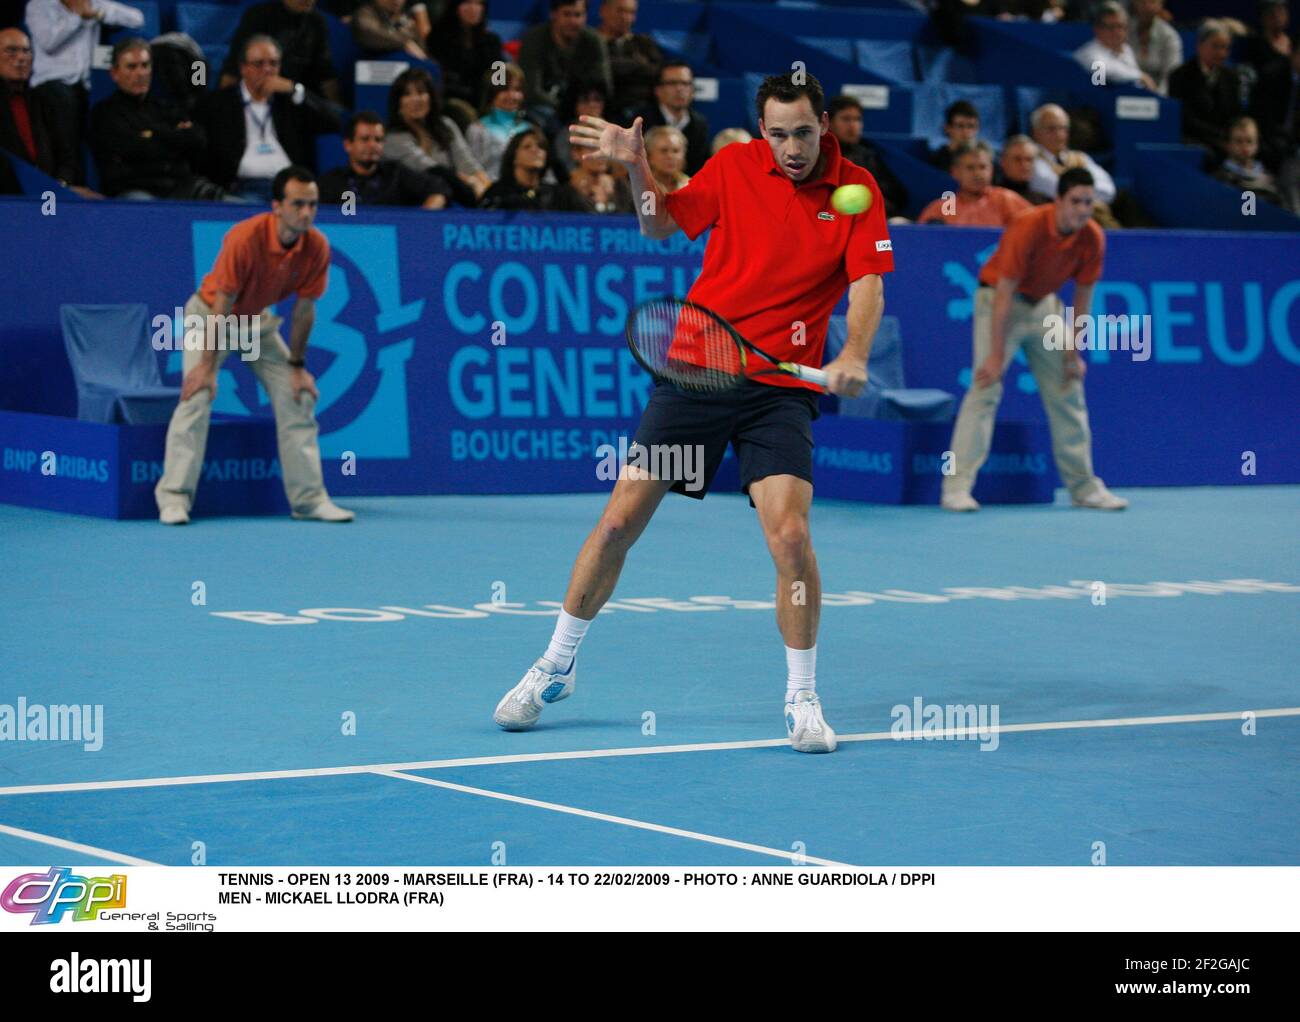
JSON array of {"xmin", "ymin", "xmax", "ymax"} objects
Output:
[
  {"xmin": 183, "ymin": 223, "xmax": 417, "ymax": 458},
  {"xmin": 1, "ymin": 866, "xmax": 126, "ymax": 924}
]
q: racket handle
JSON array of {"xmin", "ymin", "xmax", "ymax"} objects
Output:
[{"xmin": 793, "ymin": 364, "xmax": 828, "ymax": 387}]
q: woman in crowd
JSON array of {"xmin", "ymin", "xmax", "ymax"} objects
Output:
[
  {"xmin": 427, "ymin": 0, "xmax": 503, "ymax": 123},
  {"xmin": 466, "ymin": 63, "xmax": 534, "ymax": 182},
  {"xmin": 479, "ymin": 128, "xmax": 593, "ymax": 211},
  {"xmin": 385, "ymin": 67, "xmax": 491, "ymax": 203}
]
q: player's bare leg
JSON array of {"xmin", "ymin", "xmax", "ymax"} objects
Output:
[
  {"xmin": 493, "ymin": 467, "xmax": 672, "ymax": 731},
  {"xmin": 750, "ymin": 473, "xmax": 836, "ymax": 752}
]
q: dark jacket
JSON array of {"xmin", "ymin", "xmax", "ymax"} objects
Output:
[
  {"xmin": 219, "ymin": 2, "xmax": 337, "ymax": 96},
  {"xmin": 90, "ymin": 89, "xmax": 208, "ymax": 197},
  {"xmin": 1249, "ymin": 60, "xmax": 1300, "ymax": 170},
  {"xmin": 198, "ymin": 84, "xmax": 340, "ymax": 188},
  {"xmin": 0, "ymin": 79, "xmax": 73, "ymax": 181},
  {"xmin": 840, "ymin": 139, "xmax": 908, "ymax": 219},
  {"xmin": 479, "ymin": 175, "xmax": 593, "ymax": 212},
  {"xmin": 1168, "ymin": 59, "xmax": 1243, "ymax": 152},
  {"xmin": 634, "ymin": 102, "xmax": 711, "ymax": 178},
  {"xmin": 428, "ymin": 29, "xmax": 503, "ymax": 111},
  {"xmin": 317, "ymin": 160, "xmax": 448, "ymax": 206}
]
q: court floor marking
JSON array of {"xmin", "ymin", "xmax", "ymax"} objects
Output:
[
  {"xmin": 0, "ymin": 822, "xmax": 162, "ymax": 866},
  {"xmin": 0, "ymin": 706, "xmax": 1295, "ymax": 798},
  {"xmin": 375, "ymin": 769, "xmax": 853, "ymax": 867}
]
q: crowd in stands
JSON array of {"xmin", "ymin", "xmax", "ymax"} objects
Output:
[{"xmin": 1, "ymin": 0, "xmax": 1298, "ymax": 221}]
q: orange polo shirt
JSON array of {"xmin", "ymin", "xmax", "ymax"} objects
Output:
[
  {"xmin": 199, "ymin": 212, "xmax": 331, "ymax": 315},
  {"xmin": 918, "ymin": 186, "xmax": 1030, "ymax": 227},
  {"xmin": 664, "ymin": 131, "xmax": 894, "ymax": 391},
  {"xmin": 978, "ymin": 204, "xmax": 1105, "ymax": 301}
]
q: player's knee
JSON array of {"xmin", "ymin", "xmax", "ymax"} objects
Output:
[
  {"xmin": 595, "ymin": 510, "xmax": 638, "ymax": 550},
  {"xmin": 766, "ymin": 516, "xmax": 810, "ymax": 568}
]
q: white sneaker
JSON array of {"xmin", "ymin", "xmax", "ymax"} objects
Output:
[
  {"xmin": 1072, "ymin": 483, "xmax": 1128, "ymax": 510},
  {"xmin": 941, "ymin": 491, "xmax": 981, "ymax": 512},
  {"xmin": 292, "ymin": 499, "xmax": 355, "ymax": 522},
  {"xmin": 785, "ymin": 691, "xmax": 838, "ymax": 753},
  {"xmin": 493, "ymin": 657, "xmax": 575, "ymax": 731},
  {"xmin": 159, "ymin": 505, "xmax": 190, "ymax": 525}
]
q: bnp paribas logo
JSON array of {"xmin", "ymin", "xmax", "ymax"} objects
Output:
[
  {"xmin": 188, "ymin": 223, "xmax": 419, "ymax": 458},
  {"xmin": 1, "ymin": 866, "xmax": 126, "ymax": 924},
  {"xmin": 942, "ymin": 241, "xmax": 1039, "ymax": 395}
]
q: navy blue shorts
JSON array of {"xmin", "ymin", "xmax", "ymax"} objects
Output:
[{"xmin": 631, "ymin": 379, "xmax": 821, "ymax": 504}]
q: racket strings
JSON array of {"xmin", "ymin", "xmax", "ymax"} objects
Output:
[{"xmin": 631, "ymin": 301, "xmax": 744, "ymax": 392}]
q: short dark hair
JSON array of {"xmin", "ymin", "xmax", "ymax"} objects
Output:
[
  {"xmin": 110, "ymin": 37, "xmax": 151, "ymax": 68},
  {"xmin": 272, "ymin": 165, "xmax": 316, "ymax": 201},
  {"xmin": 240, "ymin": 33, "xmax": 281, "ymax": 65},
  {"xmin": 754, "ymin": 71, "xmax": 825, "ymax": 125},
  {"xmin": 550, "ymin": 0, "xmax": 582, "ymax": 10},
  {"xmin": 1057, "ymin": 167, "xmax": 1094, "ymax": 196},
  {"xmin": 499, "ymin": 126, "xmax": 548, "ymax": 181},
  {"xmin": 826, "ymin": 95, "xmax": 863, "ymax": 119},
  {"xmin": 944, "ymin": 100, "xmax": 979, "ymax": 125},
  {"xmin": 657, "ymin": 60, "xmax": 693, "ymax": 86},
  {"xmin": 346, "ymin": 110, "xmax": 384, "ymax": 141}
]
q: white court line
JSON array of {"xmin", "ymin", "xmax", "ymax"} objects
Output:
[
  {"xmin": 0, "ymin": 822, "xmax": 162, "ymax": 866},
  {"xmin": 0, "ymin": 706, "xmax": 1295, "ymax": 798},
  {"xmin": 375, "ymin": 769, "xmax": 853, "ymax": 867}
]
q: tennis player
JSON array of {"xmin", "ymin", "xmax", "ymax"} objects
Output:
[{"xmin": 493, "ymin": 72, "xmax": 894, "ymax": 753}]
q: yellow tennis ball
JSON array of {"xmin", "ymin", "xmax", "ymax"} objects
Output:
[{"xmin": 831, "ymin": 183, "xmax": 872, "ymax": 215}]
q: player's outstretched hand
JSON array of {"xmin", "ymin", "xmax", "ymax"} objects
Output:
[
  {"xmin": 570, "ymin": 115, "xmax": 644, "ymax": 168},
  {"xmin": 823, "ymin": 355, "xmax": 868, "ymax": 398}
]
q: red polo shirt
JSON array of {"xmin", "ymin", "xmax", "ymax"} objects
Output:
[{"xmin": 664, "ymin": 131, "xmax": 894, "ymax": 390}]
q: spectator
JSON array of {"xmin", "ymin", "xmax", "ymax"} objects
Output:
[
  {"xmin": 1074, "ymin": 2, "xmax": 1155, "ymax": 90},
  {"xmin": 1211, "ymin": 115, "xmax": 1283, "ymax": 207},
  {"xmin": 996, "ymin": 133, "xmax": 1048, "ymax": 204},
  {"xmin": 220, "ymin": 0, "xmax": 340, "ymax": 104},
  {"xmin": 0, "ymin": 26, "xmax": 77, "ymax": 184},
  {"xmin": 1128, "ymin": 0, "xmax": 1182, "ymax": 95},
  {"xmin": 383, "ymin": 66, "xmax": 489, "ymax": 203},
  {"xmin": 25, "ymin": 0, "xmax": 144, "ymax": 184},
  {"xmin": 595, "ymin": 0, "xmax": 660, "ymax": 122},
  {"xmin": 155, "ymin": 165, "xmax": 353, "ymax": 526},
  {"xmin": 568, "ymin": 154, "xmax": 632, "ymax": 212},
  {"xmin": 634, "ymin": 61, "xmax": 710, "ymax": 176},
  {"xmin": 352, "ymin": 0, "xmax": 429, "ymax": 60},
  {"xmin": 711, "ymin": 127, "xmax": 751, "ymax": 154},
  {"xmin": 553, "ymin": 79, "xmax": 608, "ymax": 171},
  {"xmin": 644, "ymin": 123, "xmax": 688, "ymax": 192},
  {"xmin": 1028, "ymin": 103, "xmax": 1115, "ymax": 204},
  {"xmin": 1169, "ymin": 21, "xmax": 1243, "ymax": 157},
  {"xmin": 318, "ymin": 110, "xmax": 450, "ymax": 207},
  {"xmin": 479, "ymin": 126, "xmax": 593, "ymax": 210},
  {"xmin": 927, "ymin": 99, "xmax": 979, "ymax": 171},
  {"xmin": 918, "ymin": 140, "xmax": 1030, "ymax": 226},
  {"xmin": 827, "ymin": 94, "xmax": 908, "ymax": 219},
  {"xmin": 466, "ymin": 62, "xmax": 532, "ymax": 181},
  {"xmin": 1241, "ymin": 1, "xmax": 1292, "ymax": 85},
  {"xmin": 201, "ymin": 34, "xmax": 341, "ymax": 200},
  {"xmin": 427, "ymin": 0, "xmax": 502, "ymax": 122},
  {"xmin": 518, "ymin": 0, "xmax": 612, "ymax": 129},
  {"xmin": 1249, "ymin": 34, "xmax": 1299, "ymax": 206},
  {"xmin": 90, "ymin": 38, "xmax": 232, "ymax": 200}
]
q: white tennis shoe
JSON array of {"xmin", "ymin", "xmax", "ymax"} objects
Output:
[
  {"xmin": 493, "ymin": 657, "xmax": 575, "ymax": 731},
  {"xmin": 785, "ymin": 690, "xmax": 838, "ymax": 753}
]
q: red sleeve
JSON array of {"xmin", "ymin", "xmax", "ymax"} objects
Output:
[
  {"xmin": 296, "ymin": 233, "xmax": 331, "ymax": 300},
  {"xmin": 844, "ymin": 173, "xmax": 894, "ymax": 279},
  {"xmin": 664, "ymin": 148, "xmax": 724, "ymax": 240},
  {"xmin": 1075, "ymin": 223, "xmax": 1105, "ymax": 285}
]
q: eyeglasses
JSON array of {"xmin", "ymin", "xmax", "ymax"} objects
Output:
[
  {"xmin": 2, "ymin": 45, "xmax": 33, "ymax": 56},
  {"xmin": 245, "ymin": 58, "xmax": 282, "ymax": 68},
  {"xmin": 659, "ymin": 79, "xmax": 692, "ymax": 87}
]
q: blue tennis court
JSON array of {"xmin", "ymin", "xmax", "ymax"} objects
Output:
[{"xmin": 1, "ymin": 485, "xmax": 1296, "ymax": 867}]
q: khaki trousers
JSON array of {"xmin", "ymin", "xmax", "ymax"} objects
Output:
[
  {"xmin": 943, "ymin": 287, "xmax": 1104, "ymax": 500},
  {"xmin": 155, "ymin": 293, "xmax": 328, "ymax": 514}
]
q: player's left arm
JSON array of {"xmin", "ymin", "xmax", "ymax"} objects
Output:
[
  {"xmin": 823, "ymin": 273, "xmax": 883, "ymax": 398},
  {"xmin": 287, "ymin": 296, "xmax": 320, "ymax": 402}
]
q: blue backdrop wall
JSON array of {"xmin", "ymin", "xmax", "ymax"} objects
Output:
[{"xmin": 1, "ymin": 198, "xmax": 1297, "ymax": 493}]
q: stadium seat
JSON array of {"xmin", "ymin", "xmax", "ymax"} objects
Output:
[
  {"xmin": 825, "ymin": 314, "xmax": 955, "ymax": 422},
  {"xmin": 59, "ymin": 304, "xmax": 179, "ymax": 425},
  {"xmin": 176, "ymin": 2, "xmax": 242, "ymax": 48},
  {"xmin": 854, "ymin": 39, "xmax": 915, "ymax": 83},
  {"xmin": 316, "ymin": 133, "xmax": 346, "ymax": 174}
]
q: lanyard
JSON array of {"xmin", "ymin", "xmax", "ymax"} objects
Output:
[{"xmin": 245, "ymin": 98, "xmax": 272, "ymax": 142}]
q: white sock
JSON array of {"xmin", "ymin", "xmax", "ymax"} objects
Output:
[
  {"xmin": 785, "ymin": 645, "xmax": 816, "ymax": 703},
  {"xmin": 543, "ymin": 609, "xmax": 591, "ymax": 672}
]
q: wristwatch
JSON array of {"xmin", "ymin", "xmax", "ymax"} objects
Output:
[
  {"xmin": 288, "ymin": 357, "xmax": 306, "ymax": 368},
  {"xmin": 291, "ymin": 82, "xmax": 305, "ymax": 105}
]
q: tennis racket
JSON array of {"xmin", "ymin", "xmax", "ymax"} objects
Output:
[{"xmin": 625, "ymin": 298, "xmax": 828, "ymax": 393}]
